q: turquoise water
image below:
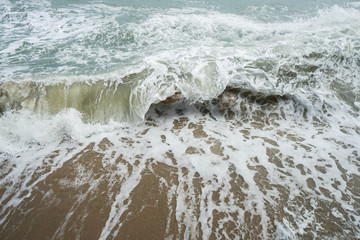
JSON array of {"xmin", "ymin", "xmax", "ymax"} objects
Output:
[{"xmin": 1, "ymin": 0, "xmax": 359, "ymax": 79}]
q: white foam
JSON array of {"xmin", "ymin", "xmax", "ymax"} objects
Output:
[
  {"xmin": 0, "ymin": 109, "xmax": 125, "ymax": 155},
  {"xmin": 349, "ymin": 1, "xmax": 360, "ymax": 7}
]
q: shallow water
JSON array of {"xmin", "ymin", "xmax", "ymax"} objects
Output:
[{"xmin": 1, "ymin": 0, "xmax": 360, "ymax": 239}]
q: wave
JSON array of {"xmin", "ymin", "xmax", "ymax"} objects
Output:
[
  {"xmin": 0, "ymin": 76, "xmax": 341, "ymax": 125},
  {"xmin": 1, "ymin": 3, "xmax": 360, "ymax": 239},
  {"xmin": 1, "ymin": 3, "xmax": 359, "ymax": 123},
  {"xmin": 0, "ymin": 3, "xmax": 359, "ymax": 156},
  {"xmin": 1, "ymin": 44, "xmax": 359, "ymax": 124},
  {"xmin": 0, "ymin": 84, "xmax": 328, "ymax": 156}
]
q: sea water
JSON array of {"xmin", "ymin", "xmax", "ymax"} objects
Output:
[{"xmin": 0, "ymin": 0, "xmax": 360, "ymax": 239}]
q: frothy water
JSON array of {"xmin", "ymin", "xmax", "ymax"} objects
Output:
[{"xmin": 1, "ymin": 0, "xmax": 360, "ymax": 239}]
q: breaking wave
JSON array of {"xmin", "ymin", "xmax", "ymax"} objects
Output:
[{"xmin": 1, "ymin": 1, "xmax": 360, "ymax": 239}]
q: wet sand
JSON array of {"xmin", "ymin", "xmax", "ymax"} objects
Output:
[
  {"xmin": 1, "ymin": 97, "xmax": 360, "ymax": 239},
  {"xmin": 0, "ymin": 141, "xmax": 263, "ymax": 239}
]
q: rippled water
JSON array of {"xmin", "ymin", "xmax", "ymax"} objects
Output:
[{"xmin": 1, "ymin": 0, "xmax": 360, "ymax": 239}]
